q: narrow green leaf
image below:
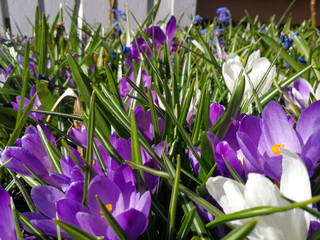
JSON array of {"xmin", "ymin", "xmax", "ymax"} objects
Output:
[
  {"xmin": 199, "ymin": 131, "xmax": 215, "ymax": 178},
  {"xmin": 206, "ymin": 195, "xmax": 320, "ymax": 229},
  {"xmin": 152, "ymin": 83, "xmax": 201, "ymax": 165},
  {"xmin": 82, "ymin": 91, "xmax": 96, "ymax": 205},
  {"xmin": 37, "ymin": 124, "xmax": 63, "ymax": 174},
  {"xmin": 124, "ymin": 161, "xmax": 170, "ymax": 179},
  {"xmin": 16, "ymin": 40, "xmax": 30, "ymax": 124},
  {"xmin": 222, "ymin": 218, "xmax": 257, "ymax": 240},
  {"xmin": 10, "ymin": 198, "xmax": 23, "ymax": 240},
  {"xmin": 168, "ymin": 155, "xmax": 181, "ymax": 240},
  {"xmin": 96, "ymin": 195, "xmax": 130, "ymax": 240},
  {"xmin": 131, "ymin": 110, "xmax": 145, "ymax": 181},
  {"xmin": 148, "ymin": 86, "xmax": 161, "ymax": 143},
  {"xmin": 192, "ymin": 83, "xmax": 206, "ymax": 145},
  {"xmin": 177, "ymin": 206, "xmax": 197, "ymax": 240},
  {"xmin": 36, "ymin": 81, "xmax": 55, "ymax": 111},
  {"xmin": 179, "ymin": 80, "xmax": 195, "ymax": 126},
  {"xmin": 216, "ymin": 76, "xmax": 245, "ymax": 140},
  {"xmin": 8, "ymin": 170, "xmax": 38, "ymax": 213},
  {"xmin": 260, "ymin": 34, "xmax": 305, "ymax": 76},
  {"xmin": 260, "ymin": 64, "xmax": 313, "ymax": 106},
  {"xmin": 38, "ymin": 13, "xmax": 48, "ymax": 75},
  {"xmin": 16, "ymin": 211, "xmax": 50, "ymax": 240},
  {"xmin": 61, "ymin": 139, "xmax": 85, "ymax": 172},
  {"xmin": 222, "ymin": 155, "xmax": 244, "ymax": 184},
  {"xmin": 54, "ymin": 219, "xmax": 98, "ymax": 240}
]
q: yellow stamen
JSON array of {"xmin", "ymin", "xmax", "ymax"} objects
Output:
[
  {"xmin": 60, "ymin": 197, "xmax": 65, "ymax": 200},
  {"xmin": 241, "ymin": 58, "xmax": 245, "ymax": 63},
  {"xmin": 142, "ymin": 119, "xmax": 147, "ymax": 124},
  {"xmin": 100, "ymin": 204, "xmax": 113, "ymax": 218},
  {"xmin": 271, "ymin": 144, "xmax": 285, "ymax": 155},
  {"xmin": 238, "ymin": 155, "xmax": 244, "ymax": 166}
]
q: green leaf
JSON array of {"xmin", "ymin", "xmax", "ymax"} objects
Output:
[
  {"xmin": 148, "ymin": 86, "xmax": 161, "ymax": 143},
  {"xmin": 216, "ymin": 76, "xmax": 245, "ymax": 140},
  {"xmin": 16, "ymin": 40, "xmax": 30, "ymax": 124},
  {"xmin": 198, "ymin": 131, "xmax": 215, "ymax": 179},
  {"xmin": 96, "ymin": 195, "xmax": 130, "ymax": 240},
  {"xmin": 206, "ymin": 195, "xmax": 320, "ymax": 229},
  {"xmin": 222, "ymin": 218, "xmax": 257, "ymax": 240},
  {"xmin": 124, "ymin": 161, "xmax": 170, "ymax": 179},
  {"xmin": 67, "ymin": 54, "xmax": 112, "ymax": 138},
  {"xmin": 10, "ymin": 198, "xmax": 23, "ymax": 240},
  {"xmin": 36, "ymin": 81, "xmax": 55, "ymax": 111},
  {"xmin": 168, "ymin": 155, "xmax": 181, "ymax": 240},
  {"xmin": 177, "ymin": 206, "xmax": 197, "ymax": 240},
  {"xmin": 82, "ymin": 91, "xmax": 96, "ymax": 205},
  {"xmin": 222, "ymin": 155, "xmax": 244, "ymax": 184},
  {"xmin": 54, "ymin": 219, "xmax": 99, "ymax": 240},
  {"xmin": 192, "ymin": 83, "xmax": 207, "ymax": 145},
  {"xmin": 131, "ymin": 110, "xmax": 144, "ymax": 181},
  {"xmin": 37, "ymin": 124, "xmax": 63, "ymax": 174},
  {"xmin": 38, "ymin": 13, "xmax": 48, "ymax": 75},
  {"xmin": 16, "ymin": 211, "xmax": 50, "ymax": 240},
  {"xmin": 260, "ymin": 34, "xmax": 305, "ymax": 77}
]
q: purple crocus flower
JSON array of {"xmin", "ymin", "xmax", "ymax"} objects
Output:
[
  {"xmin": 188, "ymin": 131, "xmax": 245, "ymax": 180},
  {"xmin": 26, "ymin": 164, "xmax": 151, "ymax": 239},
  {"xmin": 284, "ymin": 78, "xmax": 316, "ymax": 112},
  {"xmin": 129, "ymin": 16, "xmax": 177, "ymax": 64},
  {"xmin": 237, "ymin": 100, "xmax": 320, "ymax": 182},
  {"xmin": 119, "ymin": 70, "xmax": 159, "ymax": 108},
  {"xmin": 11, "ymin": 86, "xmax": 45, "ymax": 121},
  {"xmin": 0, "ymin": 185, "xmax": 17, "ymax": 240},
  {"xmin": 134, "ymin": 105, "xmax": 164, "ymax": 144},
  {"xmin": 0, "ymin": 124, "xmax": 58, "ymax": 187},
  {"xmin": 0, "ymin": 64, "xmax": 12, "ymax": 87}
]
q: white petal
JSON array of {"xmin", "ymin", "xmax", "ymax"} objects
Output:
[
  {"xmin": 206, "ymin": 176, "xmax": 245, "ymax": 214},
  {"xmin": 280, "ymin": 148, "xmax": 311, "ymax": 239},
  {"xmin": 244, "ymin": 173, "xmax": 286, "ymax": 208}
]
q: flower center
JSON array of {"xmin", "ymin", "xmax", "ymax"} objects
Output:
[
  {"xmin": 100, "ymin": 204, "xmax": 113, "ymax": 218},
  {"xmin": 271, "ymin": 144, "xmax": 284, "ymax": 155}
]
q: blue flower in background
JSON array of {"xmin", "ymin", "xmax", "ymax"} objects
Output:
[
  {"xmin": 280, "ymin": 31, "xmax": 298, "ymax": 50},
  {"xmin": 200, "ymin": 28, "xmax": 207, "ymax": 34},
  {"xmin": 193, "ymin": 15, "xmax": 203, "ymax": 24},
  {"xmin": 113, "ymin": 9, "xmax": 126, "ymax": 21},
  {"xmin": 298, "ymin": 57, "xmax": 307, "ymax": 64},
  {"xmin": 122, "ymin": 45, "xmax": 130, "ymax": 54},
  {"xmin": 115, "ymin": 24, "xmax": 122, "ymax": 37},
  {"xmin": 216, "ymin": 7, "xmax": 230, "ymax": 24}
]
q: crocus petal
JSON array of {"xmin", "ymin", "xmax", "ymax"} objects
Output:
[
  {"xmin": 148, "ymin": 26, "xmax": 166, "ymax": 46},
  {"xmin": 31, "ymin": 186, "xmax": 65, "ymax": 218},
  {"xmin": 280, "ymin": 149, "xmax": 311, "ymax": 240},
  {"xmin": 296, "ymin": 100, "xmax": 320, "ymax": 144},
  {"xmin": 206, "ymin": 176, "xmax": 245, "ymax": 216},
  {"xmin": 0, "ymin": 186, "xmax": 16, "ymax": 240},
  {"xmin": 135, "ymin": 191, "xmax": 151, "ymax": 218},
  {"xmin": 87, "ymin": 176, "xmax": 124, "ymax": 216},
  {"xmin": 57, "ymin": 198, "xmax": 89, "ymax": 228},
  {"xmin": 301, "ymin": 128, "xmax": 320, "ymax": 165},
  {"xmin": 166, "ymin": 16, "xmax": 176, "ymax": 40},
  {"xmin": 106, "ymin": 209, "xmax": 148, "ymax": 240},
  {"xmin": 76, "ymin": 212, "xmax": 108, "ymax": 237},
  {"xmin": 65, "ymin": 181, "xmax": 84, "ymax": 203},
  {"xmin": 262, "ymin": 101, "xmax": 301, "ymax": 152}
]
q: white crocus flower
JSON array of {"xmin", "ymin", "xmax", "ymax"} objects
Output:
[
  {"xmin": 206, "ymin": 149, "xmax": 311, "ymax": 240},
  {"xmin": 222, "ymin": 50, "xmax": 276, "ymax": 102}
]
